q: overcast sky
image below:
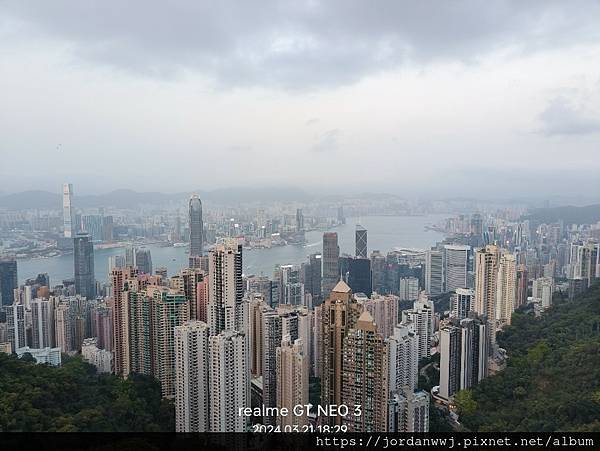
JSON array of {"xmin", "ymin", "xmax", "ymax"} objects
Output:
[{"xmin": 1, "ymin": 1, "xmax": 600, "ymax": 199}]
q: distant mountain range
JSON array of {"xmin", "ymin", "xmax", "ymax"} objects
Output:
[
  {"xmin": 0, "ymin": 187, "xmax": 312, "ymax": 210},
  {"xmin": 524, "ymin": 204, "xmax": 600, "ymax": 225}
]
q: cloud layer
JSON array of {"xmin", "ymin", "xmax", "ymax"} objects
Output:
[{"xmin": 3, "ymin": 1, "xmax": 600, "ymax": 89}]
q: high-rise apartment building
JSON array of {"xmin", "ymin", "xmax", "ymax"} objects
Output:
[
  {"xmin": 532, "ymin": 277, "xmax": 554, "ymax": 309},
  {"xmin": 361, "ymin": 293, "xmax": 398, "ymax": 339},
  {"xmin": 439, "ymin": 316, "xmax": 488, "ymax": 401},
  {"xmin": 474, "ymin": 244, "xmax": 499, "ymax": 343},
  {"xmin": 459, "ymin": 317, "xmax": 489, "ymax": 390},
  {"xmin": 496, "ymin": 252, "xmax": 516, "ymax": 326},
  {"xmin": 276, "ymin": 336, "xmax": 309, "ymax": 427},
  {"xmin": 189, "ymin": 195, "xmax": 204, "ymax": 257},
  {"xmin": 208, "ymin": 243, "xmax": 243, "ymax": 335},
  {"xmin": 208, "ymin": 330, "xmax": 249, "ymax": 432},
  {"xmin": 451, "ymin": 288, "xmax": 475, "ymax": 320},
  {"xmin": 386, "ymin": 324, "xmax": 419, "ymax": 393},
  {"xmin": 438, "ymin": 324, "xmax": 461, "ymax": 400},
  {"xmin": 152, "ymin": 288, "xmax": 189, "ymax": 399},
  {"xmin": 322, "ymin": 232, "xmax": 340, "ymax": 297},
  {"xmin": 7, "ymin": 303, "xmax": 26, "ymax": 351},
  {"xmin": 401, "ymin": 296, "xmax": 434, "ymax": 361},
  {"xmin": 74, "ymin": 232, "xmax": 95, "ymax": 300},
  {"xmin": 515, "ymin": 264, "xmax": 528, "ymax": 308},
  {"xmin": 31, "ymin": 299, "xmax": 55, "ymax": 349},
  {"xmin": 320, "ymin": 280, "xmax": 363, "ymax": 426},
  {"xmin": 388, "ymin": 387, "xmax": 430, "ymax": 432},
  {"xmin": 111, "ymin": 267, "xmax": 137, "ymax": 376},
  {"xmin": 399, "ymin": 277, "xmax": 419, "ymax": 302},
  {"xmin": 262, "ymin": 309, "xmax": 299, "ymax": 425},
  {"xmin": 341, "ymin": 310, "xmax": 388, "ymax": 432},
  {"xmin": 172, "ymin": 268, "xmax": 206, "ymax": 321},
  {"xmin": 174, "ymin": 320, "xmax": 210, "ymax": 432}
]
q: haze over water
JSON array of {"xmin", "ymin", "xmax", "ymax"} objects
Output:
[{"xmin": 17, "ymin": 215, "xmax": 447, "ymax": 285}]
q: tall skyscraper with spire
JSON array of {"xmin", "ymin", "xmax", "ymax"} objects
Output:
[
  {"xmin": 63, "ymin": 183, "xmax": 75, "ymax": 238},
  {"xmin": 189, "ymin": 195, "xmax": 203, "ymax": 257}
]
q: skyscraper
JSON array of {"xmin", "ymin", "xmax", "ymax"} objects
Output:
[
  {"xmin": 295, "ymin": 208, "xmax": 304, "ymax": 232},
  {"xmin": 438, "ymin": 324, "xmax": 461, "ymax": 400},
  {"xmin": 172, "ymin": 268, "xmax": 206, "ymax": 321},
  {"xmin": 362, "ymin": 293, "xmax": 397, "ymax": 339},
  {"xmin": 0, "ymin": 256, "xmax": 18, "ymax": 306},
  {"xmin": 439, "ymin": 316, "xmax": 488, "ymax": 401},
  {"xmin": 189, "ymin": 195, "xmax": 203, "ymax": 257},
  {"xmin": 7, "ymin": 303, "xmax": 26, "ymax": 351},
  {"xmin": 208, "ymin": 330, "xmax": 249, "ymax": 432},
  {"xmin": 496, "ymin": 252, "xmax": 516, "ymax": 326},
  {"xmin": 388, "ymin": 387, "xmax": 430, "ymax": 432},
  {"xmin": 175, "ymin": 320, "xmax": 210, "ymax": 432},
  {"xmin": 320, "ymin": 280, "xmax": 362, "ymax": 426},
  {"xmin": 425, "ymin": 249, "xmax": 444, "ymax": 296},
  {"xmin": 304, "ymin": 253, "xmax": 322, "ymax": 305},
  {"xmin": 341, "ymin": 310, "xmax": 388, "ymax": 432},
  {"xmin": 451, "ymin": 288, "xmax": 475, "ymax": 320},
  {"xmin": 474, "ymin": 245, "xmax": 499, "ymax": 329},
  {"xmin": 74, "ymin": 233, "xmax": 95, "ymax": 300},
  {"xmin": 321, "ymin": 232, "xmax": 340, "ymax": 297},
  {"xmin": 276, "ymin": 336, "xmax": 309, "ymax": 428},
  {"xmin": 262, "ymin": 309, "xmax": 299, "ymax": 425},
  {"xmin": 347, "ymin": 257, "xmax": 372, "ymax": 297},
  {"xmin": 386, "ymin": 324, "xmax": 419, "ymax": 393},
  {"xmin": 444, "ymin": 245, "xmax": 471, "ymax": 292},
  {"xmin": 31, "ymin": 299, "xmax": 55, "ymax": 349},
  {"xmin": 62, "ymin": 183, "xmax": 75, "ymax": 238},
  {"xmin": 355, "ymin": 224, "xmax": 368, "ymax": 258},
  {"xmin": 459, "ymin": 316, "xmax": 489, "ymax": 389},
  {"xmin": 208, "ymin": 242, "xmax": 243, "ymax": 335},
  {"xmin": 111, "ymin": 267, "xmax": 136, "ymax": 376},
  {"xmin": 401, "ymin": 296, "xmax": 434, "ymax": 361},
  {"xmin": 135, "ymin": 248, "xmax": 153, "ymax": 275},
  {"xmin": 515, "ymin": 264, "xmax": 528, "ymax": 308},
  {"xmin": 152, "ymin": 288, "xmax": 189, "ymax": 399}
]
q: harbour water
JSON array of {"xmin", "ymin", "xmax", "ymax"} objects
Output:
[{"xmin": 16, "ymin": 215, "xmax": 447, "ymax": 284}]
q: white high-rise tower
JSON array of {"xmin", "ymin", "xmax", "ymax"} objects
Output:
[{"xmin": 63, "ymin": 183, "xmax": 75, "ymax": 238}]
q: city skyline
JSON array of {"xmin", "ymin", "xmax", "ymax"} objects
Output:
[
  {"xmin": 1, "ymin": 2, "xmax": 600, "ymax": 197},
  {"xmin": 1, "ymin": 1, "xmax": 600, "ymax": 439}
]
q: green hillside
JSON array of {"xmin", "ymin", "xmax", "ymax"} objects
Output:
[
  {"xmin": 456, "ymin": 283, "xmax": 600, "ymax": 431},
  {"xmin": 0, "ymin": 354, "xmax": 174, "ymax": 432}
]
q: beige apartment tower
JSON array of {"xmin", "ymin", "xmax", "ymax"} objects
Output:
[
  {"xmin": 320, "ymin": 280, "xmax": 363, "ymax": 426},
  {"xmin": 276, "ymin": 336, "xmax": 309, "ymax": 428}
]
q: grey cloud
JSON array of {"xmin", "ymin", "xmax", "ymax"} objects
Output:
[
  {"xmin": 539, "ymin": 97, "xmax": 600, "ymax": 136},
  {"xmin": 312, "ymin": 129, "xmax": 340, "ymax": 153},
  {"xmin": 2, "ymin": 1, "xmax": 600, "ymax": 89},
  {"xmin": 305, "ymin": 118, "xmax": 320, "ymax": 126},
  {"xmin": 226, "ymin": 144, "xmax": 253, "ymax": 153}
]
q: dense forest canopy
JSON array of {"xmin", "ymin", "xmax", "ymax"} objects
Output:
[
  {"xmin": 456, "ymin": 283, "xmax": 600, "ymax": 431},
  {"xmin": 0, "ymin": 354, "xmax": 174, "ymax": 432}
]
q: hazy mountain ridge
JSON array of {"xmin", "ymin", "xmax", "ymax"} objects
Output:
[
  {"xmin": 0, "ymin": 187, "xmax": 312, "ymax": 210},
  {"xmin": 524, "ymin": 204, "xmax": 600, "ymax": 225}
]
